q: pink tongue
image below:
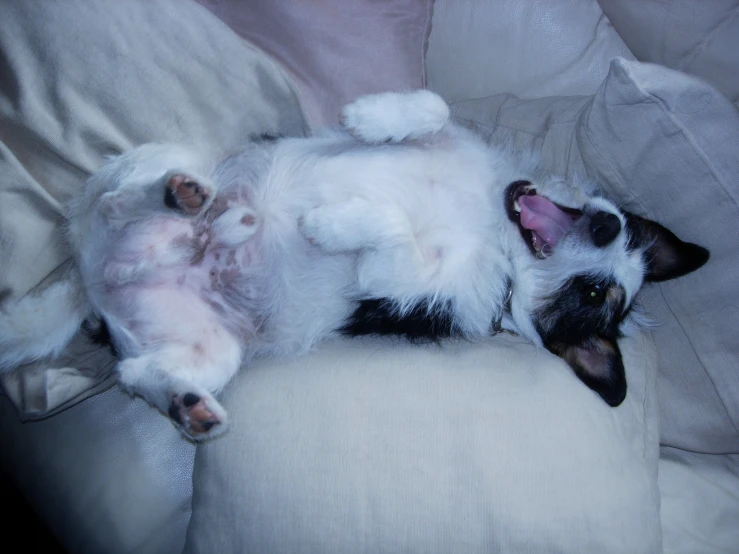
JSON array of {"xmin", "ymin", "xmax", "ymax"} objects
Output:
[{"xmin": 518, "ymin": 195, "xmax": 576, "ymax": 246}]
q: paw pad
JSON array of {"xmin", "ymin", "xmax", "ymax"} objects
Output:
[
  {"xmin": 164, "ymin": 175, "xmax": 211, "ymax": 215},
  {"xmin": 169, "ymin": 392, "xmax": 222, "ymax": 437}
]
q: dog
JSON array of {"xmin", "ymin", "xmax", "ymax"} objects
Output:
[{"xmin": 0, "ymin": 90, "xmax": 709, "ymax": 440}]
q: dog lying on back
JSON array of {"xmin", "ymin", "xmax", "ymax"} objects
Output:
[{"xmin": 0, "ymin": 91, "xmax": 709, "ymax": 440}]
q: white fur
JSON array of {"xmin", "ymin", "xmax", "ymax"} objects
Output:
[
  {"xmin": 341, "ymin": 90, "xmax": 450, "ymax": 143},
  {"xmin": 0, "ymin": 278, "xmax": 88, "ymax": 371},
  {"xmin": 0, "ymin": 91, "xmax": 664, "ymax": 439}
]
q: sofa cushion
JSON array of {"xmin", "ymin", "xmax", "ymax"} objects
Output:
[
  {"xmin": 427, "ymin": 0, "xmax": 634, "ymax": 101},
  {"xmin": 452, "ymin": 58, "xmax": 739, "ymax": 454},
  {"xmin": 0, "ymin": 0, "xmax": 308, "ymax": 419},
  {"xmin": 578, "ymin": 59, "xmax": 739, "ymax": 454},
  {"xmin": 0, "ymin": 388, "xmax": 196, "ymax": 554},
  {"xmin": 598, "ymin": 0, "xmax": 739, "ymax": 106},
  {"xmin": 195, "ymin": 0, "xmax": 434, "ymax": 127},
  {"xmin": 658, "ymin": 447, "xmax": 739, "ymax": 554},
  {"xmin": 186, "ymin": 333, "xmax": 662, "ymax": 554}
]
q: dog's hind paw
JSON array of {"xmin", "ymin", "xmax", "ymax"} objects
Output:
[
  {"xmin": 168, "ymin": 391, "xmax": 227, "ymax": 441},
  {"xmin": 164, "ymin": 174, "xmax": 213, "ymax": 216},
  {"xmin": 341, "ymin": 90, "xmax": 450, "ymax": 143}
]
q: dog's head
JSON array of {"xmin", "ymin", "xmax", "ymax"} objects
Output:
[{"xmin": 504, "ymin": 180, "xmax": 709, "ymax": 407}]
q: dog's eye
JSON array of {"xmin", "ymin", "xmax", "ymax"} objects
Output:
[{"xmin": 584, "ymin": 285, "xmax": 606, "ymax": 305}]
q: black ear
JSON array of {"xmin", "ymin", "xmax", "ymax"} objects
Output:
[
  {"xmin": 625, "ymin": 213, "xmax": 709, "ymax": 282},
  {"xmin": 550, "ymin": 336, "xmax": 627, "ymax": 407}
]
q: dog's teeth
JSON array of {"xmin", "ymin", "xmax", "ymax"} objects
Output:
[
  {"xmin": 514, "ymin": 200, "xmax": 521, "ymax": 213},
  {"xmin": 530, "ymin": 233, "xmax": 552, "ymax": 259}
]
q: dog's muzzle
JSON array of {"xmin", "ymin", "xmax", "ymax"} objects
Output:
[{"xmin": 505, "ymin": 181, "xmax": 582, "ymax": 259}]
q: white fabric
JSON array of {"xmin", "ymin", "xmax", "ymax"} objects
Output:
[
  {"xmin": 598, "ymin": 0, "xmax": 739, "ymax": 105},
  {"xmin": 186, "ymin": 333, "xmax": 661, "ymax": 554},
  {"xmin": 0, "ymin": 389, "xmax": 195, "ymax": 554},
  {"xmin": 426, "ymin": 0, "xmax": 634, "ymax": 101},
  {"xmin": 659, "ymin": 448, "xmax": 739, "ymax": 554}
]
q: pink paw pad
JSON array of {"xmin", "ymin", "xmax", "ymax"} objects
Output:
[
  {"xmin": 168, "ymin": 392, "xmax": 222, "ymax": 437},
  {"xmin": 164, "ymin": 175, "xmax": 211, "ymax": 215}
]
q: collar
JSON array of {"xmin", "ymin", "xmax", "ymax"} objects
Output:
[{"xmin": 491, "ymin": 279, "xmax": 513, "ymax": 335}]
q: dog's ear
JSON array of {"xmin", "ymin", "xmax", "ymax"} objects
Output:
[
  {"xmin": 624, "ymin": 213, "xmax": 709, "ymax": 282},
  {"xmin": 550, "ymin": 336, "xmax": 627, "ymax": 407}
]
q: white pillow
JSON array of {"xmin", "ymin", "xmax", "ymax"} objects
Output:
[
  {"xmin": 185, "ymin": 333, "xmax": 661, "ymax": 553},
  {"xmin": 427, "ymin": 0, "xmax": 634, "ymax": 101},
  {"xmin": 194, "ymin": 0, "xmax": 434, "ymax": 128},
  {"xmin": 598, "ymin": 0, "xmax": 739, "ymax": 105}
]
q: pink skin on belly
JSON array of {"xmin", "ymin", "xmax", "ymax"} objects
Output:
[{"xmin": 100, "ymin": 206, "xmax": 265, "ymax": 354}]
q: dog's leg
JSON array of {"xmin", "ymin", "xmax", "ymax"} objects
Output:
[
  {"xmin": 299, "ymin": 198, "xmax": 460, "ymax": 301},
  {"xmin": 99, "ymin": 173, "xmax": 221, "ymax": 285},
  {"xmin": 99, "ymin": 170, "xmax": 216, "ymax": 224},
  {"xmin": 162, "ymin": 173, "xmax": 215, "ymax": 216},
  {"xmin": 340, "ymin": 90, "xmax": 450, "ymax": 143},
  {"xmin": 299, "ymin": 197, "xmax": 412, "ymax": 253},
  {"xmin": 299, "ymin": 197, "xmax": 452, "ymax": 292},
  {"xmin": 117, "ymin": 357, "xmax": 229, "ymax": 441},
  {"xmin": 116, "ymin": 330, "xmax": 242, "ymax": 441}
]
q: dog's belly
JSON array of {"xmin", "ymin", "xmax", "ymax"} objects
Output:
[
  {"xmin": 83, "ymin": 215, "xmax": 260, "ymax": 356},
  {"xmin": 103, "ymin": 225, "xmax": 354, "ymax": 362},
  {"xmin": 209, "ymin": 214, "xmax": 357, "ymax": 359},
  {"xmin": 91, "ymin": 129, "xmax": 510, "ymax": 360}
]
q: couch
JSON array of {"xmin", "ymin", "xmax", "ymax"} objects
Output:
[{"xmin": 1, "ymin": 1, "xmax": 737, "ymax": 553}]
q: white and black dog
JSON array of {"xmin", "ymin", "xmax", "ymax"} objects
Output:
[{"xmin": 0, "ymin": 91, "xmax": 708, "ymax": 440}]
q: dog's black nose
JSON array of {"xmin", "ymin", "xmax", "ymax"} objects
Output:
[{"xmin": 590, "ymin": 211, "xmax": 621, "ymax": 247}]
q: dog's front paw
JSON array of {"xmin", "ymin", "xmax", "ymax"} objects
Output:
[
  {"xmin": 341, "ymin": 90, "xmax": 450, "ymax": 143},
  {"xmin": 164, "ymin": 174, "xmax": 213, "ymax": 216},
  {"xmin": 300, "ymin": 199, "xmax": 411, "ymax": 253},
  {"xmin": 298, "ymin": 206, "xmax": 348, "ymax": 253},
  {"xmin": 168, "ymin": 391, "xmax": 227, "ymax": 441}
]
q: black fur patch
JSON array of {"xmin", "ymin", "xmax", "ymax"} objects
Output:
[
  {"xmin": 534, "ymin": 274, "xmax": 626, "ymax": 345},
  {"xmin": 624, "ymin": 212, "xmax": 710, "ymax": 282},
  {"xmin": 589, "ymin": 211, "xmax": 621, "ymax": 247},
  {"xmin": 534, "ymin": 274, "xmax": 630, "ymax": 406},
  {"xmin": 341, "ymin": 298, "xmax": 463, "ymax": 342},
  {"xmin": 183, "ymin": 393, "xmax": 200, "ymax": 407},
  {"xmin": 163, "ymin": 186, "xmax": 179, "ymax": 210},
  {"xmin": 168, "ymin": 401, "xmax": 184, "ymax": 424},
  {"xmin": 82, "ymin": 318, "xmax": 119, "ymax": 358}
]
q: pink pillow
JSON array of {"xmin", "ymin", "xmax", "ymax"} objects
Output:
[{"xmin": 195, "ymin": 0, "xmax": 433, "ymax": 127}]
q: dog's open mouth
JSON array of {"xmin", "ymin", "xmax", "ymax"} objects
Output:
[{"xmin": 505, "ymin": 180, "xmax": 582, "ymax": 259}]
